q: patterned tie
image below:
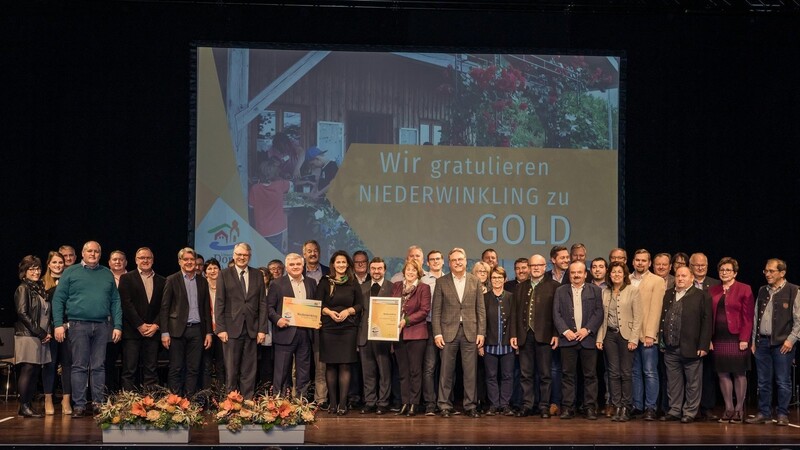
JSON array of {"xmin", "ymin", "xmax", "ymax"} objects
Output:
[
  {"xmin": 240, "ymin": 270, "xmax": 247, "ymax": 294},
  {"xmin": 528, "ymin": 281, "xmax": 538, "ymax": 332}
]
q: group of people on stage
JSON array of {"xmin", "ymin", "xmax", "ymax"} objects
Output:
[{"xmin": 12, "ymin": 241, "xmax": 799, "ymax": 427}]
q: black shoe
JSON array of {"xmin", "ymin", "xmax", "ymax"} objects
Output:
[
  {"xmin": 559, "ymin": 409, "xmax": 575, "ymax": 419},
  {"xmin": 318, "ymin": 401, "xmax": 329, "ymax": 410},
  {"xmin": 619, "ymin": 407, "xmax": 631, "ymax": 422},
  {"xmin": 680, "ymin": 415, "xmax": 694, "ymax": 423},
  {"xmin": 466, "ymin": 408, "xmax": 480, "ymax": 418},
  {"xmin": 501, "ymin": 406, "xmax": 515, "ymax": 416},
  {"xmin": 71, "ymin": 407, "xmax": 86, "ymax": 418},
  {"xmin": 360, "ymin": 405, "xmax": 377, "ymax": 414},
  {"xmin": 515, "ymin": 408, "xmax": 531, "ymax": 417},
  {"xmin": 698, "ymin": 410, "xmax": 718, "ymax": 421},
  {"xmin": 540, "ymin": 409, "xmax": 551, "ymax": 419},
  {"xmin": 660, "ymin": 414, "xmax": 680, "ymax": 422},
  {"xmin": 629, "ymin": 408, "xmax": 644, "ymax": 417},
  {"xmin": 610, "ymin": 407, "xmax": 621, "ymax": 422},
  {"xmin": 375, "ymin": 406, "xmax": 388, "ymax": 415},
  {"xmin": 643, "ymin": 408, "xmax": 656, "ymax": 421},
  {"xmin": 440, "ymin": 408, "xmax": 452, "ymax": 418},
  {"xmin": 485, "ymin": 406, "xmax": 497, "ymax": 416},
  {"xmin": 585, "ymin": 408, "xmax": 598, "ymax": 420},
  {"xmin": 389, "ymin": 404, "xmax": 402, "ymax": 412},
  {"xmin": 425, "ymin": 405, "xmax": 437, "ymax": 416},
  {"xmin": 337, "ymin": 406, "xmax": 348, "ymax": 416},
  {"xmin": 18, "ymin": 403, "xmax": 43, "ymax": 418},
  {"xmin": 776, "ymin": 415, "xmax": 790, "ymax": 426},
  {"xmin": 407, "ymin": 405, "xmax": 417, "ymax": 417},
  {"xmin": 396, "ymin": 404, "xmax": 409, "ymax": 416}
]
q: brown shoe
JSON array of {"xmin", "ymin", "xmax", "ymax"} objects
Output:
[{"xmin": 549, "ymin": 403, "xmax": 560, "ymax": 416}]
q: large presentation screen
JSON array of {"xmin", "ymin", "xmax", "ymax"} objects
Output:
[{"xmin": 194, "ymin": 48, "xmax": 620, "ymax": 269}]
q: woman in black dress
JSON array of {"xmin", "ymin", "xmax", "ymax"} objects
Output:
[
  {"xmin": 317, "ymin": 250, "xmax": 364, "ymax": 415},
  {"xmin": 708, "ymin": 257, "xmax": 754, "ymax": 424}
]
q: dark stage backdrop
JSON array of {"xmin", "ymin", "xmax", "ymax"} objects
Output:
[{"xmin": 2, "ymin": 1, "xmax": 798, "ymax": 323}]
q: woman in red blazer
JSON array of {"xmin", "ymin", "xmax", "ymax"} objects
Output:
[
  {"xmin": 709, "ymin": 257, "xmax": 755, "ymax": 424},
  {"xmin": 391, "ymin": 259, "xmax": 431, "ymax": 417}
]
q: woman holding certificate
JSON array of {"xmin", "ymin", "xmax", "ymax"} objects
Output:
[
  {"xmin": 317, "ymin": 250, "xmax": 364, "ymax": 415},
  {"xmin": 391, "ymin": 259, "xmax": 431, "ymax": 417}
]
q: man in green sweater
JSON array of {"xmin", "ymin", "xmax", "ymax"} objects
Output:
[{"xmin": 53, "ymin": 241, "xmax": 122, "ymax": 418}]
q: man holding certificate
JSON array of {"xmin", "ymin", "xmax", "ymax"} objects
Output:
[
  {"xmin": 358, "ymin": 257, "xmax": 394, "ymax": 415},
  {"xmin": 267, "ymin": 253, "xmax": 318, "ymax": 398}
]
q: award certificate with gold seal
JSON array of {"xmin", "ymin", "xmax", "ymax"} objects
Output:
[
  {"xmin": 282, "ymin": 297, "xmax": 322, "ymax": 329},
  {"xmin": 367, "ymin": 296, "xmax": 402, "ymax": 341}
]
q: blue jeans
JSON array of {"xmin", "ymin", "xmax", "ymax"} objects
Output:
[
  {"xmin": 632, "ymin": 344, "xmax": 659, "ymax": 410},
  {"xmin": 69, "ymin": 320, "xmax": 109, "ymax": 409},
  {"xmin": 754, "ymin": 338, "xmax": 795, "ymax": 417}
]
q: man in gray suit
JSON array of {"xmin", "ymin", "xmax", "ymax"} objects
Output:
[
  {"xmin": 432, "ymin": 247, "xmax": 486, "ymax": 418},
  {"xmin": 215, "ymin": 242, "xmax": 268, "ymax": 399}
]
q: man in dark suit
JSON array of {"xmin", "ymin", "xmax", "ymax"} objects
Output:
[
  {"xmin": 215, "ymin": 242, "xmax": 268, "ymax": 399},
  {"xmin": 432, "ymin": 247, "xmax": 486, "ymax": 418},
  {"xmin": 510, "ymin": 254, "xmax": 561, "ymax": 418},
  {"xmin": 119, "ymin": 247, "xmax": 165, "ymax": 390},
  {"xmin": 268, "ymin": 252, "xmax": 318, "ymax": 398},
  {"xmin": 553, "ymin": 261, "xmax": 604, "ymax": 419},
  {"xmin": 659, "ymin": 266, "xmax": 712, "ymax": 423},
  {"xmin": 689, "ymin": 252, "xmax": 720, "ymax": 420},
  {"xmin": 160, "ymin": 247, "xmax": 212, "ymax": 396},
  {"xmin": 358, "ymin": 257, "xmax": 394, "ymax": 414}
]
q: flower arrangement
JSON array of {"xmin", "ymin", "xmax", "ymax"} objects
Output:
[
  {"xmin": 214, "ymin": 390, "xmax": 317, "ymax": 433},
  {"xmin": 95, "ymin": 389, "xmax": 205, "ymax": 431}
]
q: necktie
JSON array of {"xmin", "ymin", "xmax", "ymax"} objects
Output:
[
  {"xmin": 240, "ymin": 270, "xmax": 247, "ymax": 294},
  {"xmin": 528, "ymin": 281, "xmax": 538, "ymax": 332},
  {"xmin": 371, "ymin": 283, "xmax": 380, "ymax": 296}
]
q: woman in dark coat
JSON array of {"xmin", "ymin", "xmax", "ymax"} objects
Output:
[
  {"xmin": 14, "ymin": 255, "xmax": 52, "ymax": 418},
  {"xmin": 317, "ymin": 250, "xmax": 364, "ymax": 415}
]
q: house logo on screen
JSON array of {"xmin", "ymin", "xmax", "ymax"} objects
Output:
[{"xmin": 206, "ymin": 220, "xmax": 241, "ymax": 251}]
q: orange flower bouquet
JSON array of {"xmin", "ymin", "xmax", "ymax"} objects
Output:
[
  {"xmin": 214, "ymin": 390, "xmax": 316, "ymax": 432},
  {"xmin": 95, "ymin": 389, "xmax": 204, "ymax": 430}
]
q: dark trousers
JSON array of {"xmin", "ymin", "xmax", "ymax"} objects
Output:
[
  {"xmin": 223, "ymin": 332, "xmax": 258, "ymax": 399},
  {"xmin": 422, "ymin": 322, "xmax": 439, "ymax": 407},
  {"xmin": 257, "ymin": 344, "xmax": 274, "ymax": 389},
  {"xmin": 202, "ymin": 334, "xmax": 225, "ymax": 389},
  {"xmin": 105, "ymin": 341, "xmax": 121, "ymax": 393},
  {"xmin": 484, "ymin": 350, "xmax": 515, "ymax": 408},
  {"xmin": 603, "ymin": 330, "xmax": 634, "ymax": 408},
  {"xmin": 273, "ymin": 330, "xmax": 312, "ymax": 398},
  {"xmin": 560, "ymin": 345, "xmax": 598, "ymax": 410},
  {"xmin": 518, "ymin": 330, "xmax": 553, "ymax": 411},
  {"xmin": 395, "ymin": 338, "xmax": 426, "ymax": 405},
  {"xmin": 43, "ymin": 339, "xmax": 72, "ymax": 395},
  {"xmin": 167, "ymin": 325, "xmax": 204, "ymax": 396},
  {"xmin": 121, "ymin": 335, "xmax": 160, "ymax": 391},
  {"xmin": 700, "ymin": 351, "xmax": 717, "ymax": 413},
  {"xmin": 360, "ymin": 340, "xmax": 392, "ymax": 407},
  {"xmin": 664, "ymin": 346, "xmax": 702, "ymax": 418}
]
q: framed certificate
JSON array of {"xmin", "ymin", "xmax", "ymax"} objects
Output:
[
  {"xmin": 367, "ymin": 296, "xmax": 402, "ymax": 341},
  {"xmin": 282, "ymin": 297, "xmax": 322, "ymax": 329}
]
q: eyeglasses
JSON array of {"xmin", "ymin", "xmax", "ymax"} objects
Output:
[
  {"xmin": 490, "ymin": 276, "xmax": 505, "ymax": 280},
  {"xmin": 718, "ymin": 268, "xmax": 734, "ymax": 273},
  {"xmin": 136, "ymin": 256, "xmax": 153, "ymax": 260},
  {"xmin": 27, "ymin": 267, "xmax": 41, "ymax": 272},
  {"xmin": 233, "ymin": 252, "xmax": 251, "ymax": 258},
  {"xmin": 690, "ymin": 264, "xmax": 707, "ymax": 268},
  {"xmin": 476, "ymin": 270, "xmax": 487, "ymax": 273},
  {"xmin": 763, "ymin": 269, "xmax": 782, "ymax": 274}
]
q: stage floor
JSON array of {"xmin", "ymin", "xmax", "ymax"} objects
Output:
[{"xmin": 1, "ymin": 400, "xmax": 799, "ymax": 447}]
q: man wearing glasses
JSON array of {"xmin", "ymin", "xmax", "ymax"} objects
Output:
[
  {"xmin": 214, "ymin": 242, "xmax": 268, "ymax": 399},
  {"xmin": 353, "ymin": 250, "xmax": 370, "ymax": 284},
  {"xmin": 689, "ymin": 252, "xmax": 721, "ymax": 421},
  {"xmin": 747, "ymin": 259, "xmax": 800, "ymax": 426},
  {"xmin": 432, "ymin": 248, "xmax": 486, "ymax": 418},
  {"xmin": 510, "ymin": 254, "xmax": 560, "ymax": 418}
]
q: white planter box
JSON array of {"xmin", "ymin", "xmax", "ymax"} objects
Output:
[
  {"xmin": 218, "ymin": 424, "xmax": 306, "ymax": 444},
  {"xmin": 101, "ymin": 426, "xmax": 190, "ymax": 444}
]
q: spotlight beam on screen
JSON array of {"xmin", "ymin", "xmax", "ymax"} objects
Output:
[{"xmin": 193, "ymin": 47, "xmax": 622, "ymax": 268}]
